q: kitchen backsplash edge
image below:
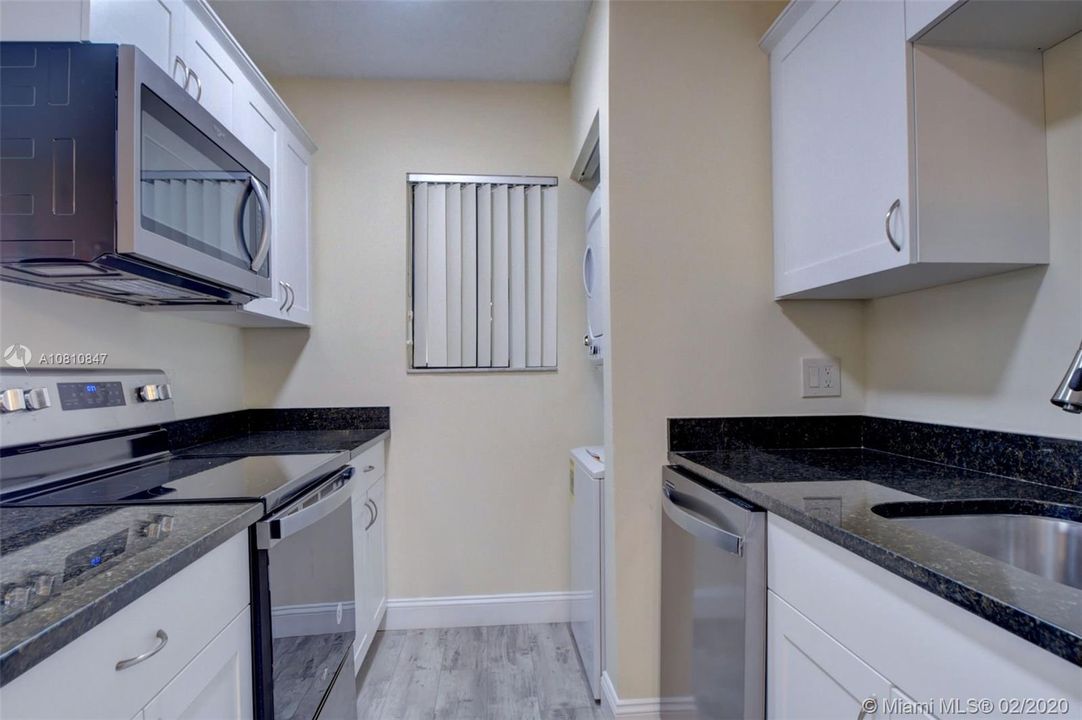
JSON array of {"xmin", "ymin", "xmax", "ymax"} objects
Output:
[{"xmin": 668, "ymin": 415, "xmax": 1081, "ymax": 491}]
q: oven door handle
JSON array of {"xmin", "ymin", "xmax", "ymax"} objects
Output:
[{"xmin": 256, "ymin": 467, "xmax": 354, "ymax": 549}]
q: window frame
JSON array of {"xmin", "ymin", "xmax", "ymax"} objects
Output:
[{"xmin": 406, "ymin": 173, "xmax": 560, "ymax": 374}]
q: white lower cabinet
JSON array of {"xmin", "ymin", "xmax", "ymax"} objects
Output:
[
  {"xmin": 144, "ymin": 608, "xmax": 252, "ymax": 720},
  {"xmin": 0, "ymin": 532, "xmax": 251, "ymax": 720},
  {"xmin": 364, "ymin": 475, "xmax": 387, "ymax": 631},
  {"xmin": 768, "ymin": 592, "xmax": 890, "ymax": 720},
  {"xmin": 766, "ymin": 514, "xmax": 1082, "ymax": 720},
  {"xmin": 351, "ymin": 441, "xmax": 388, "ymax": 671}
]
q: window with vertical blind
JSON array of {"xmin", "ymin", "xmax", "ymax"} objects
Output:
[{"xmin": 408, "ymin": 174, "xmax": 558, "ymax": 370}]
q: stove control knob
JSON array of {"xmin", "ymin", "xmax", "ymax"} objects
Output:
[
  {"xmin": 156, "ymin": 384, "xmax": 172, "ymax": 401},
  {"xmin": 0, "ymin": 388, "xmax": 26, "ymax": 413},
  {"xmin": 24, "ymin": 387, "xmax": 51, "ymax": 411},
  {"xmin": 137, "ymin": 384, "xmax": 160, "ymax": 402}
]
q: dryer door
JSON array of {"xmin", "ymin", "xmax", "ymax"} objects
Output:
[{"xmin": 583, "ymin": 187, "xmax": 606, "ymax": 362}]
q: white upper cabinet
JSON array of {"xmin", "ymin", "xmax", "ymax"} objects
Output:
[
  {"xmin": 88, "ymin": 0, "xmax": 187, "ymax": 83},
  {"xmin": 770, "ymin": 0, "xmax": 912, "ymax": 299},
  {"xmin": 275, "ymin": 132, "xmax": 313, "ymax": 324},
  {"xmin": 0, "ymin": 0, "xmax": 317, "ymax": 328},
  {"xmin": 179, "ymin": 3, "xmax": 241, "ymax": 127},
  {"xmin": 762, "ymin": 0, "xmax": 1050, "ymax": 299}
]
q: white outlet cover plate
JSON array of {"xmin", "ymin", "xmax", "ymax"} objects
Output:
[{"xmin": 802, "ymin": 357, "xmax": 841, "ymax": 398}]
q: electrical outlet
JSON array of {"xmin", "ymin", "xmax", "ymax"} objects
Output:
[{"xmin": 802, "ymin": 357, "xmax": 841, "ymax": 397}]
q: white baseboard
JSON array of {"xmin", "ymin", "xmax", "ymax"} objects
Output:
[
  {"xmin": 273, "ymin": 601, "xmax": 354, "ymax": 638},
  {"xmin": 600, "ymin": 671, "xmax": 695, "ymax": 719},
  {"xmin": 384, "ymin": 591, "xmax": 573, "ymax": 630}
]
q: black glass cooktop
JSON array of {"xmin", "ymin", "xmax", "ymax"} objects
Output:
[{"xmin": 5, "ymin": 452, "xmax": 345, "ymax": 512}]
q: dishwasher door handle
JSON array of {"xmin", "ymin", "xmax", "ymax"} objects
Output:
[{"xmin": 663, "ymin": 488, "xmax": 744, "ymax": 556}]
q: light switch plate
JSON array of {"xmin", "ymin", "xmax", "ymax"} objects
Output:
[{"xmin": 802, "ymin": 357, "xmax": 841, "ymax": 397}]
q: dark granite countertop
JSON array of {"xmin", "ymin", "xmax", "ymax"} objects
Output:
[
  {"xmin": 0, "ymin": 502, "xmax": 262, "ymax": 685},
  {"xmin": 177, "ymin": 428, "xmax": 389, "ymax": 458},
  {"xmin": 166, "ymin": 407, "xmax": 390, "ymax": 459},
  {"xmin": 669, "ymin": 441, "xmax": 1082, "ymax": 666}
]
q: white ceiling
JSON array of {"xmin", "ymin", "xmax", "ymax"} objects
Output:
[{"xmin": 209, "ymin": 0, "xmax": 592, "ymax": 83}]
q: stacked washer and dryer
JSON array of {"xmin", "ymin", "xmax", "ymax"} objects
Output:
[{"xmin": 570, "ymin": 187, "xmax": 607, "ymax": 701}]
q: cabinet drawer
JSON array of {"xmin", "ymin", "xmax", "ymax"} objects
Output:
[
  {"xmin": 143, "ymin": 607, "xmax": 252, "ymax": 720},
  {"xmin": 1, "ymin": 532, "xmax": 250, "ymax": 720},
  {"xmin": 353, "ymin": 440, "xmax": 386, "ymax": 487}
]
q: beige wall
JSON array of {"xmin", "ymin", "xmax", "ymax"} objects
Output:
[
  {"xmin": 865, "ymin": 33, "xmax": 1082, "ymax": 441},
  {"xmin": 243, "ymin": 78, "xmax": 604, "ymax": 599},
  {"xmin": 0, "ymin": 283, "xmax": 244, "ymax": 418},
  {"xmin": 604, "ymin": 0, "xmax": 865, "ymax": 699}
]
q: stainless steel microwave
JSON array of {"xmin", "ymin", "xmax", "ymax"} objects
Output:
[{"xmin": 0, "ymin": 43, "xmax": 272, "ymax": 305}]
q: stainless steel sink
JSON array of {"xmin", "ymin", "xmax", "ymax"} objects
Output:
[{"xmin": 888, "ymin": 513, "xmax": 1082, "ymax": 591}]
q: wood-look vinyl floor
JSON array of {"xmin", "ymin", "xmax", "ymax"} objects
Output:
[{"xmin": 355, "ymin": 624, "xmax": 602, "ymax": 720}]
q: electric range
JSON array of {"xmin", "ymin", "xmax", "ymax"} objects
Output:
[{"xmin": 0, "ymin": 369, "xmax": 359, "ymax": 720}]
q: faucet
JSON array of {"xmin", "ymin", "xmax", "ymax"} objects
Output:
[{"xmin": 1050, "ymin": 340, "xmax": 1082, "ymax": 413}]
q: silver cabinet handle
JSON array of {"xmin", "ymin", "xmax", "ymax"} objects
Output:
[
  {"xmin": 857, "ymin": 696, "xmax": 877, "ymax": 719},
  {"xmin": 885, "ymin": 199, "xmax": 902, "ymax": 251},
  {"xmin": 173, "ymin": 56, "xmax": 189, "ymax": 88},
  {"xmin": 116, "ymin": 629, "xmax": 168, "ymax": 671},
  {"xmin": 662, "ymin": 487, "xmax": 743, "ymax": 556},
  {"xmin": 278, "ymin": 281, "xmax": 289, "ymax": 311},
  {"xmin": 362, "ymin": 464, "xmax": 376, "ymax": 473},
  {"xmin": 364, "ymin": 499, "xmax": 377, "ymax": 531},
  {"xmin": 186, "ymin": 68, "xmax": 202, "ymax": 102},
  {"xmin": 250, "ymin": 177, "xmax": 272, "ymax": 272},
  {"xmin": 283, "ymin": 282, "xmax": 294, "ymax": 312}
]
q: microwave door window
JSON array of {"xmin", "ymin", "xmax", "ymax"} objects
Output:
[{"xmin": 138, "ymin": 87, "xmax": 268, "ymax": 278}]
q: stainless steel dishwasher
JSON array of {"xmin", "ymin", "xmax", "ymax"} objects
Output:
[{"xmin": 660, "ymin": 465, "xmax": 766, "ymax": 720}]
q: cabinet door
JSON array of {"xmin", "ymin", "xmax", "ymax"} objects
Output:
[
  {"xmin": 235, "ymin": 86, "xmax": 289, "ymax": 320},
  {"xmin": 143, "ymin": 608, "xmax": 253, "ymax": 720},
  {"xmin": 771, "ymin": 0, "xmax": 911, "ymax": 297},
  {"xmin": 276, "ymin": 131, "xmax": 313, "ymax": 324},
  {"xmin": 180, "ymin": 5, "xmax": 240, "ymax": 128},
  {"xmin": 366, "ymin": 475, "xmax": 387, "ymax": 632},
  {"xmin": 352, "ymin": 479, "xmax": 372, "ymax": 667},
  {"xmin": 88, "ymin": 0, "xmax": 186, "ymax": 84},
  {"xmin": 767, "ymin": 591, "xmax": 891, "ymax": 719}
]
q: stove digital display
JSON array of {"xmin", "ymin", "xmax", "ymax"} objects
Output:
[{"xmin": 57, "ymin": 381, "xmax": 126, "ymax": 410}]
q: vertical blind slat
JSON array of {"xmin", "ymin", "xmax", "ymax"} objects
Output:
[
  {"xmin": 461, "ymin": 184, "xmax": 478, "ymax": 367},
  {"xmin": 412, "ymin": 183, "xmax": 429, "ymax": 367},
  {"xmin": 491, "ymin": 185, "xmax": 511, "ymax": 368},
  {"xmin": 542, "ymin": 186, "xmax": 558, "ymax": 367},
  {"xmin": 446, "ymin": 184, "xmax": 463, "ymax": 367},
  {"xmin": 476, "ymin": 185, "xmax": 493, "ymax": 367},
  {"xmin": 525, "ymin": 186, "xmax": 543, "ymax": 368},
  {"xmin": 509, "ymin": 185, "xmax": 527, "ymax": 369},
  {"xmin": 426, "ymin": 184, "xmax": 448, "ymax": 367}
]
